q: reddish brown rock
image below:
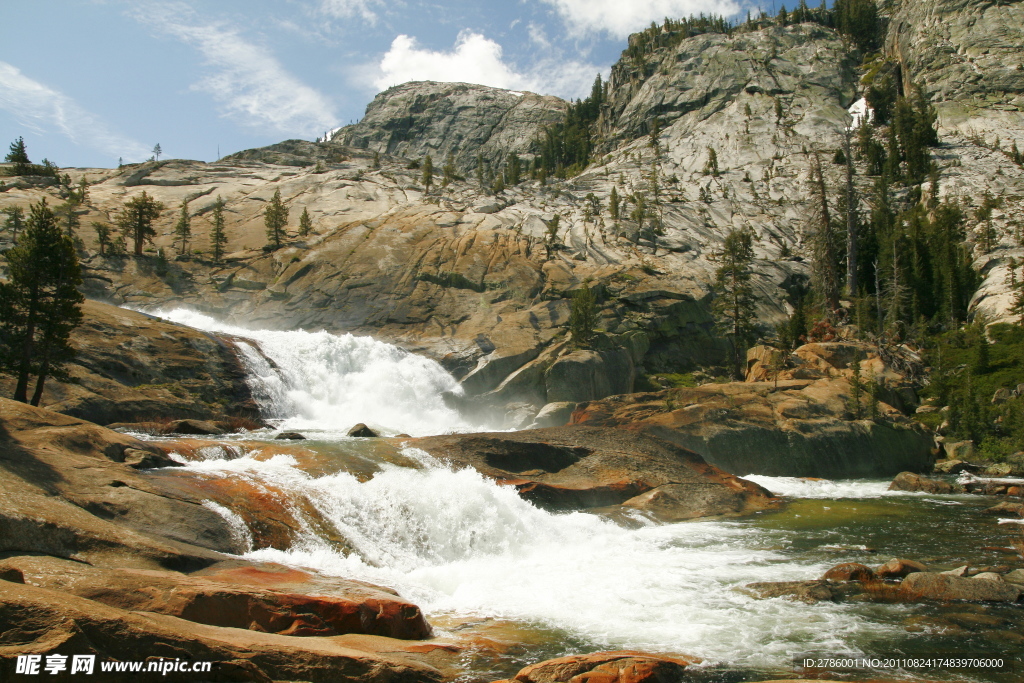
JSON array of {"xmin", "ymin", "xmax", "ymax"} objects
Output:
[
  {"xmin": 876, "ymin": 558, "xmax": 928, "ymax": 580},
  {"xmin": 0, "ymin": 580, "xmax": 444, "ymax": 683},
  {"xmin": 2, "ymin": 556, "xmax": 431, "ymax": 640},
  {"xmin": 509, "ymin": 651, "xmax": 701, "ymax": 683},
  {"xmin": 822, "ymin": 563, "xmax": 876, "ymax": 582},
  {"xmin": 410, "ymin": 427, "xmax": 777, "ymax": 518}
]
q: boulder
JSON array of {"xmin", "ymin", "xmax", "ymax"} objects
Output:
[
  {"xmin": 123, "ymin": 447, "xmax": 181, "ymax": 470},
  {"xmin": 508, "ymin": 651, "xmax": 701, "ymax": 683},
  {"xmin": 876, "ymin": 558, "xmax": 928, "ymax": 580},
  {"xmin": 1003, "ymin": 569, "xmax": 1024, "ymax": 585},
  {"xmin": 166, "ymin": 419, "xmax": 225, "ymax": 435},
  {"xmin": 528, "ymin": 401, "xmax": 578, "ymax": 429},
  {"xmin": 347, "ymin": 423, "xmax": 379, "ymax": 438},
  {"xmin": 888, "ymin": 472, "xmax": 964, "ymax": 494},
  {"xmin": 743, "ymin": 580, "xmax": 839, "ymax": 604},
  {"xmin": 275, "ymin": 431, "xmax": 307, "ymax": 440},
  {"xmin": 544, "ymin": 348, "xmax": 634, "ymax": 404},
  {"xmin": 408, "ymin": 426, "xmax": 778, "ymax": 518},
  {"xmin": 822, "ymin": 563, "xmax": 875, "ymax": 582},
  {"xmin": 972, "ymin": 572, "xmax": 1004, "ymax": 582},
  {"xmin": 933, "ymin": 459, "xmax": 980, "ymax": 475},
  {"xmin": 942, "ymin": 565, "xmax": 971, "ymax": 577},
  {"xmin": 899, "ymin": 572, "xmax": 1022, "ymax": 602},
  {"xmin": 944, "ymin": 440, "xmax": 975, "ymax": 460},
  {"xmin": 981, "ymin": 502, "xmax": 1024, "ymax": 516}
]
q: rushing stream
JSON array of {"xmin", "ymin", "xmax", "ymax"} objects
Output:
[{"xmin": 143, "ymin": 309, "xmax": 1023, "ymax": 683}]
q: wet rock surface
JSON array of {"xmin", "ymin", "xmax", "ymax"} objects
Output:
[{"xmin": 409, "ymin": 426, "xmax": 779, "ymax": 519}]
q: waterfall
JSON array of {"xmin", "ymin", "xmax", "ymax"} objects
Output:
[{"xmin": 151, "ymin": 308, "xmax": 482, "ymax": 436}]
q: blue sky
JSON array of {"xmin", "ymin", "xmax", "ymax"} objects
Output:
[{"xmin": 0, "ymin": 0, "xmax": 756, "ymax": 169}]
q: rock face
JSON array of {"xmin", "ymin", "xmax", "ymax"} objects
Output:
[
  {"xmin": 333, "ymin": 81, "xmax": 568, "ymax": 173},
  {"xmin": 408, "ymin": 426, "xmax": 778, "ymax": 520},
  {"xmin": 2, "ymin": 3, "xmax": 1021, "ymax": 414},
  {"xmin": 0, "ymin": 300, "xmax": 257, "ymax": 426},
  {"xmin": 571, "ymin": 377, "xmax": 934, "ymax": 478}
]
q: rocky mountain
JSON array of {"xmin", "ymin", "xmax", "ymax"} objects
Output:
[{"xmin": 2, "ymin": 0, "xmax": 1022, "ymax": 424}]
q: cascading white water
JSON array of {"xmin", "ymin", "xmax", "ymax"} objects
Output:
[
  {"xmin": 150, "ymin": 308, "xmax": 484, "ymax": 436},
  {"xmin": 178, "ymin": 452, "xmax": 907, "ymax": 669}
]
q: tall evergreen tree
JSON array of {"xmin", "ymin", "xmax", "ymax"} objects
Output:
[
  {"xmin": 609, "ymin": 186, "xmax": 621, "ymax": 220},
  {"xmin": 808, "ymin": 154, "xmax": 841, "ymax": 313},
  {"xmin": 298, "ymin": 207, "xmax": 313, "ymax": 237},
  {"xmin": 210, "ymin": 196, "xmax": 228, "ymax": 263},
  {"xmin": 3, "ymin": 206, "xmax": 25, "ymax": 243},
  {"xmin": 5, "ymin": 137, "xmax": 30, "ymax": 175},
  {"xmin": 422, "ymin": 154, "xmax": 434, "ymax": 193},
  {"xmin": 174, "ymin": 198, "xmax": 192, "ymax": 254},
  {"xmin": 0, "ymin": 200, "xmax": 84, "ymax": 405},
  {"xmin": 568, "ymin": 286, "xmax": 598, "ymax": 347},
  {"xmin": 713, "ymin": 228, "xmax": 758, "ymax": 379},
  {"xmin": 843, "ymin": 127, "xmax": 859, "ymax": 296},
  {"xmin": 117, "ymin": 191, "xmax": 165, "ymax": 256},
  {"xmin": 92, "ymin": 221, "xmax": 111, "ymax": 256},
  {"xmin": 264, "ymin": 189, "xmax": 288, "ymax": 250}
]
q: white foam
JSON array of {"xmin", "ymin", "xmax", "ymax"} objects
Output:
[
  {"xmin": 743, "ymin": 475, "xmax": 926, "ymax": 499},
  {"xmin": 182, "ymin": 453, "xmax": 896, "ymax": 667}
]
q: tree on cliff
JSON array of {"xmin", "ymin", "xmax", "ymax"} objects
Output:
[
  {"xmin": 264, "ymin": 189, "xmax": 288, "ymax": 250},
  {"xmin": 712, "ymin": 228, "xmax": 757, "ymax": 379},
  {"xmin": 807, "ymin": 154, "xmax": 841, "ymax": 314},
  {"xmin": 0, "ymin": 200, "xmax": 84, "ymax": 405},
  {"xmin": 422, "ymin": 154, "xmax": 434, "ymax": 193},
  {"xmin": 117, "ymin": 191, "xmax": 165, "ymax": 256},
  {"xmin": 209, "ymin": 196, "xmax": 228, "ymax": 263},
  {"xmin": 298, "ymin": 207, "xmax": 313, "ymax": 237},
  {"xmin": 569, "ymin": 286, "xmax": 598, "ymax": 347},
  {"xmin": 174, "ymin": 198, "xmax": 191, "ymax": 254}
]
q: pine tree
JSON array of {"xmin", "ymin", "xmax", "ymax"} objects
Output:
[
  {"xmin": 422, "ymin": 154, "xmax": 434, "ymax": 193},
  {"xmin": 92, "ymin": 221, "xmax": 111, "ymax": 256},
  {"xmin": 5, "ymin": 137, "xmax": 30, "ymax": 175},
  {"xmin": 210, "ymin": 196, "xmax": 228, "ymax": 263},
  {"xmin": 3, "ymin": 206, "xmax": 25, "ymax": 243},
  {"xmin": 609, "ymin": 186, "xmax": 621, "ymax": 220},
  {"xmin": 703, "ymin": 146, "xmax": 720, "ymax": 177},
  {"xmin": 808, "ymin": 154, "xmax": 841, "ymax": 313},
  {"xmin": 56, "ymin": 201, "xmax": 80, "ymax": 238},
  {"xmin": 847, "ymin": 350, "xmax": 864, "ymax": 419},
  {"xmin": 569, "ymin": 286, "xmax": 598, "ymax": 347},
  {"xmin": 174, "ymin": 198, "xmax": 191, "ymax": 255},
  {"xmin": 117, "ymin": 191, "xmax": 165, "ymax": 256},
  {"xmin": 442, "ymin": 153, "xmax": 456, "ymax": 187},
  {"xmin": 0, "ymin": 200, "xmax": 84, "ymax": 405},
  {"xmin": 298, "ymin": 207, "xmax": 313, "ymax": 237},
  {"xmin": 843, "ymin": 127, "xmax": 859, "ymax": 296},
  {"xmin": 713, "ymin": 228, "xmax": 758, "ymax": 379},
  {"xmin": 264, "ymin": 189, "xmax": 288, "ymax": 250},
  {"xmin": 152, "ymin": 143, "xmax": 162, "ymax": 161}
]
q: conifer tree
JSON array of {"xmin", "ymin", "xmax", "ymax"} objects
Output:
[
  {"xmin": 442, "ymin": 153, "xmax": 456, "ymax": 187},
  {"xmin": 3, "ymin": 206, "xmax": 25, "ymax": 243},
  {"xmin": 298, "ymin": 207, "xmax": 313, "ymax": 237},
  {"xmin": 5, "ymin": 137, "xmax": 30, "ymax": 175},
  {"xmin": 713, "ymin": 228, "xmax": 758, "ymax": 379},
  {"xmin": 843, "ymin": 127, "xmax": 859, "ymax": 296},
  {"xmin": 264, "ymin": 189, "xmax": 287, "ymax": 250},
  {"xmin": 174, "ymin": 198, "xmax": 191, "ymax": 254},
  {"xmin": 92, "ymin": 221, "xmax": 111, "ymax": 256},
  {"xmin": 569, "ymin": 286, "xmax": 598, "ymax": 347},
  {"xmin": 117, "ymin": 191, "xmax": 164, "ymax": 256},
  {"xmin": 0, "ymin": 199, "xmax": 84, "ymax": 405},
  {"xmin": 703, "ymin": 146, "xmax": 720, "ymax": 177},
  {"xmin": 808, "ymin": 154, "xmax": 840, "ymax": 313},
  {"xmin": 609, "ymin": 186, "xmax": 621, "ymax": 220},
  {"xmin": 210, "ymin": 196, "xmax": 228, "ymax": 263},
  {"xmin": 422, "ymin": 154, "xmax": 434, "ymax": 193}
]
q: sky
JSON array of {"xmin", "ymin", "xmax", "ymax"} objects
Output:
[{"xmin": 0, "ymin": 0, "xmax": 760, "ymax": 169}]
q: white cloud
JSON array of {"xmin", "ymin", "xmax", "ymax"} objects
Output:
[
  {"xmin": 318, "ymin": 0, "xmax": 382, "ymax": 24},
  {"xmin": 0, "ymin": 62, "xmax": 150, "ymax": 161},
  {"xmin": 538, "ymin": 0, "xmax": 742, "ymax": 38},
  {"xmin": 372, "ymin": 31, "xmax": 601, "ymax": 100},
  {"xmin": 132, "ymin": 3, "xmax": 337, "ymax": 137}
]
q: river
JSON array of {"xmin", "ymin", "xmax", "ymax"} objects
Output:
[{"xmin": 138, "ymin": 309, "xmax": 1024, "ymax": 683}]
